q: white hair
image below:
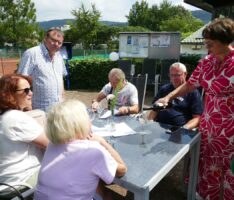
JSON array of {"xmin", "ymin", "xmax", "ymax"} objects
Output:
[
  {"xmin": 108, "ymin": 68, "xmax": 125, "ymax": 81},
  {"xmin": 46, "ymin": 99, "xmax": 90, "ymax": 144},
  {"xmin": 170, "ymin": 62, "xmax": 187, "ymax": 72}
]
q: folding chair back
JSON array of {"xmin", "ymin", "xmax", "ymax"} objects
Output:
[
  {"xmin": 118, "ymin": 60, "xmax": 132, "ymax": 76},
  {"xmin": 127, "ymin": 74, "xmax": 148, "ymax": 112},
  {"xmin": 0, "ymin": 183, "xmax": 34, "ymax": 200},
  {"xmin": 142, "ymin": 58, "xmax": 156, "ymax": 85}
]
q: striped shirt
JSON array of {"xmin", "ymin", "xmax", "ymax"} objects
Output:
[{"xmin": 18, "ymin": 43, "xmax": 67, "ymax": 112}]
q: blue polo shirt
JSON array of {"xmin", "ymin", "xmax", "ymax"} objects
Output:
[{"xmin": 152, "ymin": 83, "xmax": 203, "ymax": 126}]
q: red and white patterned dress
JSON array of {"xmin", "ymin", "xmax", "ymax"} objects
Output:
[{"xmin": 188, "ymin": 51, "xmax": 234, "ymax": 200}]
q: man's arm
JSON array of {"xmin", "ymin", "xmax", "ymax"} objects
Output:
[
  {"xmin": 118, "ymin": 104, "xmax": 139, "ymax": 115},
  {"xmin": 17, "ymin": 50, "xmax": 34, "ymax": 75},
  {"xmin": 148, "ymin": 110, "xmax": 158, "ymax": 120},
  {"xmin": 118, "ymin": 84, "xmax": 139, "ymax": 114},
  {"xmin": 183, "ymin": 89, "xmax": 203, "ymax": 130},
  {"xmin": 182, "ymin": 114, "xmax": 201, "ymax": 130},
  {"xmin": 91, "ymin": 92, "xmax": 106, "ymax": 110},
  {"xmin": 32, "ymin": 133, "xmax": 49, "ymax": 149}
]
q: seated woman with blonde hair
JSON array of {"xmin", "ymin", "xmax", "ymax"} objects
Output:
[
  {"xmin": 34, "ymin": 99, "xmax": 127, "ymax": 200},
  {"xmin": 0, "ymin": 74, "xmax": 48, "ymax": 195}
]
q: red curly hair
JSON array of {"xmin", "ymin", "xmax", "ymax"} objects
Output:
[{"xmin": 0, "ymin": 74, "xmax": 32, "ymax": 114}]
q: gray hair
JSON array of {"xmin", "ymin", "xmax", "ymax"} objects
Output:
[
  {"xmin": 46, "ymin": 99, "xmax": 90, "ymax": 144},
  {"xmin": 46, "ymin": 28, "xmax": 64, "ymax": 38},
  {"xmin": 108, "ymin": 68, "xmax": 125, "ymax": 81},
  {"xmin": 170, "ymin": 62, "xmax": 187, "ymax": 72}
]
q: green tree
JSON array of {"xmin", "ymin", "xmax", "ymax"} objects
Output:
[
  {"xmin": 0, "ymin": 0, "xmax": 42, "ymax": 48},
  {"xmin": 98, "ymin": 25, "xmax": 150, "ymax": 50},
  {"xmin": 126, "ymin": 0, "xmax": 149, "ymax": 27},
  {"xmin": 159, "ymin": 5, "xmax": 203, "ymax": 39},
  {"xmin": 127, "ymin": 0, "xmax": 204, "ymax": 39},
  {"xmin": 96, "ymin": 24, "xmax": 119, "ymax": 49},
  {"xmin": 65, "ymin": 4, "xmax": 101, "ymax": 49}
]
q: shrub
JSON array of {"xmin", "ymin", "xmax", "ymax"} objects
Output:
[
  {"xmin": 65, "ymin": 54, "xmax": 201, "ymax": 90},
  {"xmin": 180, "ymin": 54, "xmax": 201, "ymax": 77},
  {"xmin": 66, "ymin": 58, "xmax": 118, "ymax": 90}
]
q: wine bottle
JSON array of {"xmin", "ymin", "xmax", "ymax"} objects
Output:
[{"xmin": 143, "ymin": 102, "xmax": 173, "ymax": 111}]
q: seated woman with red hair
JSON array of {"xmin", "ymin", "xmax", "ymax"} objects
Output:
[{"xmin": 0, "ymin": 74, "xmax": 48, "ymax": 196}]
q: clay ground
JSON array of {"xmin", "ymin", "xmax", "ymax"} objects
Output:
[{"xmin": 0, "ymin": 58, "xmax": 19, "ymax": 76}]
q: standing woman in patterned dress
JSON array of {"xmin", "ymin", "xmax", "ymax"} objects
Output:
[{"xmin": 157, "ymin": 18, "xmax": 234, "ymax": 200}]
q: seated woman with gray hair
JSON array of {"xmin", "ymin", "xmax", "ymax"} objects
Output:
[
  {"xmin": 34, "ymin": 99, "xmax": 127, "ymax": 200},
  {"xmin": 92, "ymin": 68, "xmax": 139, "ymax": 115}
]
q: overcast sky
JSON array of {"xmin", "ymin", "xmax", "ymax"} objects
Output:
[{"xmin": 32, "ymin": 0, "xmax": 198, "ymax": 22}]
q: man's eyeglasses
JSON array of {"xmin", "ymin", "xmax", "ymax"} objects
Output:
[
  {"xmin": 16, "ymin": 87, "xmax": 33, "ymax": 95},
  {"xmin": 47, "ymin": 35, "xmax": 63, "ymax": 46},
  {"xmin": 168, "ymin": 73, "xmax": 183, "ymax": 78}
]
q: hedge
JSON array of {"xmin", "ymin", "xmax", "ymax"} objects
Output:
[{"xmin": 66, "ymin": 54, "xmax": 201, "ymax": 90}]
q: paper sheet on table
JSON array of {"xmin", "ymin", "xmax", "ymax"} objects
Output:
[
  {"xmin": 92, "ymin": 122, "xmax": 136, "ymax": 137},
  {"xmin": 92, "ymin": 125, "xmax": 112, "ymax": 137},
  {"xmin": 99, "ymin": 109, "xmax": 119, "ymax": 119}
]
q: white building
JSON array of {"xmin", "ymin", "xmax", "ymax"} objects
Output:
[
  {"xmin": 60, "ymin": 24, "xmax": 71, "ymax": 31},
  {"xmin": 180, "ymin": 24, "xmax": 208, "ymax": 57}
]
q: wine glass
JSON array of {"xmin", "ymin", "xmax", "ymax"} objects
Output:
[
  {"xmin": 97, "ymin": 107, "xmax": 105, "ymax": 118},
  {"xmin": 106, "ymin": 115, "xmax": 116, "ymax": 148},
  {"xmin": 138, "ymin": 111, "xmax": 150, "ymax": 145},
  {"xmin": 87, "ymin": 108, "xmax": 95, "ymax": 122}
]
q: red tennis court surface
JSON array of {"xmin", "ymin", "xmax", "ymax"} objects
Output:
[{"xmin": 0, "ymin": 58, "xmax": 19, "ymax": 76}]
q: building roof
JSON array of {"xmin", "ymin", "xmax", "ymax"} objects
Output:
[
  {"xmin": 181, "ymin": 24, "xmax": 207, "ymax": 44},
  {"xmin": 184, "ymin": 0, "xmax": 234, "ymax": 12}
]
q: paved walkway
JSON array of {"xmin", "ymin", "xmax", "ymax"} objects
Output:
[{"xmin": 64, "ymin": 90, "xmax": 99, "ymax": 106}]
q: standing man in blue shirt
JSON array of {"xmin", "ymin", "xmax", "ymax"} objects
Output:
[
  {"xmin": 18, "ymin": 28, "xmax": 67, "ymax": 112},
  {"xmin": 148, "ymin": 62, "xmax": 203, "ymax": 130}
]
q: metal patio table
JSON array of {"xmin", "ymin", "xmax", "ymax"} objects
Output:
[{"xmin": 93, "ymin": 115, "xmax": 201, "ymax": 200}]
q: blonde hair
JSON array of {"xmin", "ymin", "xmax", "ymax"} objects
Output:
[
  {"xmin": 46, "ymin": 99, "xmax": 90, "ymax": 144},
  {"xmin": 108, "ymin": 68, "xmax": 125, "ymax": 81}
]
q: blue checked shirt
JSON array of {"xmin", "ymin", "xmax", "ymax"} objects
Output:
[{"xmin": 18, "ymin": 43, "xmax": 67, "ymax": 112}]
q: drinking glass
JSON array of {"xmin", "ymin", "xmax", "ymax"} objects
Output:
[
  {"xmin": 87, "ymin": 108, "xmax": 95, "ymax": 122},
  {"xmin": 138, "ymin": 111, "xmax": 150, "ymax": 145},
  {"xmin": 97, "ymin": 107, "xmax": 105, "ymax": 118},
  {"xmin": 106, "ymin": 115, "xmax": 116, "ymax": 147}
]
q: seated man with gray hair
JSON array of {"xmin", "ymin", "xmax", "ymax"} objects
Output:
[
  {"xmin": 92, "ymin": 68, "xmax": 139, "ymax": 115},
  {"xmin": 148, "ymin": 62, "xmax": 203, "ymax": 130}
]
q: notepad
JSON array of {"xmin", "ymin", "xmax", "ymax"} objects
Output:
[{"xmin": 98, "ymin": 109, "xmax": 119, "ymax": 119}]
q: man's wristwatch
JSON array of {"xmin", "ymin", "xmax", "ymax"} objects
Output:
[{"xmin": 182, "ymin": 125, "xmax": 189, "ymax": 129}]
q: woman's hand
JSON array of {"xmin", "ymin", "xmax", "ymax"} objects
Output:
[{"xmin": 156, "ymin": 96, "xmax": 170, "ymax": 107}]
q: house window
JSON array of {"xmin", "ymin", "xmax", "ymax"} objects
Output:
[{"xmin": 192, "ymin": 45, "xmax": 202, "ymax": 50}]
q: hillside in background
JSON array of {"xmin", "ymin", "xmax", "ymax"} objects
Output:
[
  {"xmin": 39, "ymin": 19, "xmax": 74, "ymax": 29},
  {"xmin": 38, "ymin": 10, "xmax": 211, "ymax": 30},
  {"xmin": 38, "ymin": 19, "xmax": 127, "ymax": 30},
  {"xmin": 192, "ymin": 10, "xmax": 211, "ymax": 24}
]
